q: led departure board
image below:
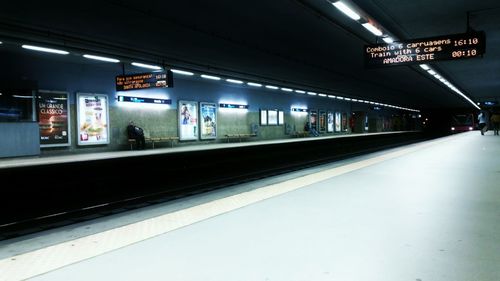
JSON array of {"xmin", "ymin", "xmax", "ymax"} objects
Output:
[
  {"xmin": 116, "ymin": 70, "xmax": 173, "ymax": 91},
  {"xmin": 364, "ymin": 31, "xmax": 485, "ymax": 68}
]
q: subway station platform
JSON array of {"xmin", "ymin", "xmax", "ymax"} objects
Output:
[
  {"xmin": 1, "ymin": 131, "xmax": 499, "ymax": 281},
  {"xmin": 0, "ymin": 131, "xmax": 409, "ymax": 169}
]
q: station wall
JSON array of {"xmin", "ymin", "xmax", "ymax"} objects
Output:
[{"xmin": 0, "ymin": 48, "xmax": 412, "ymax": 157}]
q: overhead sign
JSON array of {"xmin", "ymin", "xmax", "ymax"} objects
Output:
[
  {"xmin": 116, "ymin": 70, "xmax": 173, "ymax": 91},
  {"xmin": 364, "ymin": 31, "xmax": 486, "ymax": 67},
  {"xmin": 117, "ymin": 95, "xmax": 171, "ymax": 104}
]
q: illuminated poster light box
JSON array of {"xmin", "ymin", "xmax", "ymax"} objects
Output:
[
  {"xmin": 219, "ymin": 103, "xmax": 248, "ymax": 109},
  {"xmin": 291, "ymin": 108, "xmax": 308, "ymax": 112},
  {"xmin": 117, "ymin": 95, "xmax": 171, "ymax": 105},
  {"xmin": 364, "ymin": 31, "xmax": 486, "ymax": 68}
]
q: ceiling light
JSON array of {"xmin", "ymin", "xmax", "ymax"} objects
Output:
[
  {"xmin": 281, "ymin": 88, "xmax": 293, "ymax": 92},
  {"xmin": 345, "ymin": 97, "xmax": 352, "ymax": 101},
  {"xmin": 83, "ymin": 54, "xmax": 119, "ymax": 63},
  {"xmin": 131, "ymin": 62, "xmax": 162, "ymax": 70},
  {"xmin": 319, "ymin": 93, "xmax": 327, "ymax": 97},
  {"xmin": 307, "ymin": 92, "xmax": 317, "ymax": 96},
  {"xmin": 428, "ymin": 70, "xmax": 437, "ymax": 75},
  {"xmin": 13, "ymin": 95, "xmax": 34, "ymax": 98},
  {"xmin": 201, "ymin": 74, "xmax": 221, "ymax": 80},
  {"xmin": 419, "ymin": 64, "xmax": 430, "ymax": 70},
  {"xmin": 295, "ymin": 90, "xmax": 306, "ymax": 94},
  {"xmin": 382, "ymin": 37, "xmax": 394, "ymax": 43},
  {"xmin": 336, "ymin": 96, "xmax": 344, "ymax": 100},
  {"xmin": 362, "ymin": 23, "xmax": 383, "ymax": 36},
  {"xmin": 171, "ymin": 69, "xmax": 194, "ymax": 76},
  {"xmin": 226, "ymin": 79, "xmax": 243, "ymax": 84},
  {"xmin": 265, "ymin": 85, "xmax": 278, "ymax": 90},
  {"xmin": 331, "ymin": 1, "xmax": 361, "ymax": 21},
  {"xmin": 328, "ymin": 95, "xmax": 336, "ymax": 98},
  {"xmin": 22, "ymin": 44, "xmax": 69, "ymax": 55},
  {"xmin": 247, "ymin": 82, "xmax": 262, "ymax": 87}
]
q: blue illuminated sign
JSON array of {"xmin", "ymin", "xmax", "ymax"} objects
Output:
[
  {"xmin": 219, "ymin": 103, "xmax": 248, "ymax": 109},
  {"xmin": 117, "ymin": 95, "xmax": 171, "ymax": 104}
]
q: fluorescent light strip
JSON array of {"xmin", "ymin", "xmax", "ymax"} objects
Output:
[
  {"xmin": 226, "ymin": 79, "xmax": 243, "ymax": 84},
  {"xmin": 344, "ymin": 97, "xmax": 352, "ymax": 101},
  {"xmin": 423, "ymin": 66, "xmax": 480, "ymax": 110},
  {"xmin": 22, "ymin": 45, "xmax": 69, "ymax": 55},
  {"xmin": 419, "ymin": 64, "xmax": 430, "ymax": 70},
  {"xmin": 265, "ymin": 85, "xmax": 278, "ymax": 90},
  {"xmin": 295, "ymin": 90, "xmax": 306, "ymax": 94},
  {"xmin": 201, "ymin": 74, "xmax": 221, "ymax": 80},
  {"xmin": 332, "ymin": 1, "xmax": 361, "ymax": 20},
  {"xmin": 247, "ymin": 82, "xmax": 262, "ymax": 87},
  {"xmin": 382, "ymin": 37, "xmax": 394, "ymax": 43},
  {"xmin": 12, "ymin": 95, "xmax": 34, "ymax": 98},
  {"xmin": 131, "ymin": 62, "xmax": 162, "ymax": 70},
  {"xmin": 336, "ymin": 96, "xmax": 344, "ymax": 100},
  {"xmin": 362, "ymin": 22, "xmax": 383, "ymax": 36},
  {"xmin": 318, "ymin": 93, "xmax": 327, "ymax": 97},
  {"xmin": 307, "ymin": 92, "xmax": 317, "ymax": 96},
  {"xmin": 171, "ymin": 69, "xmax": 194, "ymax": 76},
  {"xmin": 362, "ymin": 23, "xmax": 383, "ymax": 36},
  {"xmin": 281, "ymin": 88, "xmax": 293, "ymax": 92},
  {"xmin": 83, "ymin": 54, "xmax": 119, "ymax": 63},
  {"xmin": 328, "ymin": 95, "xmax": 336, "ymax": 98}
]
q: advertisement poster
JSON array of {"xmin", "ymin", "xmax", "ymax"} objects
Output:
[
  {"xmin": 200, "ymin": 102, "xmax": 217, "ymax": 139},
  {"xmin": 319, "ymin": 110, "xmax": 326, "ymax": 132},
  {"xmin": 278, "ymin": 111, "xmax": 284, "ymax": 125},
  {"xmin": 327, "ymin": 111, "xmax": 334, "ymax": 132},
  {"xmin": 260, "ymin": 109, "xmax": 267, "ymax": 126},
  {"xmin": 37, "ymin": 90, "xmax": 70, "ymax": 147},
  {"xmin": 342, "ymin": 113, "xmax": 348, "ymax": 132},
  {"xmin": 335, "ymin": 112, "xmax": 341, "ymax": 132},
  {"xmin": 77, "ymin": 93, "xmax": 109, "ymax": 145},
  {"xmin": 179, "ymin": 100, "xmax": 198, "ymax": 140},
  {"xmin": 268, "ymin": 109, "xmax": 278, "ymax": 125},
  {"xmin": 310, "ymin": 110, "xmax": 318, "ymax": 130}
]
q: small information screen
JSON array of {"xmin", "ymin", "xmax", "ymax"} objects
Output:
[
  {"xmin": 364, "ymin": 31, "xmax": 486, "ymax": 68},
  {"xmin": 116, "ymin": 71, "xmax": 173, "ymax": 91}
]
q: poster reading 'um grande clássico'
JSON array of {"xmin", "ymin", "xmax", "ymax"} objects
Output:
[{"xmin": 37, "ymin": 90, "xmax": 70, "ymax": 147}]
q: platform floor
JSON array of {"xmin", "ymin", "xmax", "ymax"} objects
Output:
[
  {"xmin": 1, "ymin": 131, "xmax": 499, "ymax": 281},
  {"xmin": 0, "ymin": 131, "xmax": 409, "ymax": 169}
]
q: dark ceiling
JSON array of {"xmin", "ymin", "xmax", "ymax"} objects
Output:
[{"xmin": 0, "ymin": 0, "xmax": 499, "ymax": 110}]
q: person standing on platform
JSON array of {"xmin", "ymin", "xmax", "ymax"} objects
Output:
[
  {"xmin": 127, "ymin": 121, "xmax": 146, "ymax": 149},
  {"xmin": 490, "ymin": 109, "xmax": 500, "ymax": 136},
  {"xmin": 478, "ymin": 110, "xmax": 488, "ymax": 135}
]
